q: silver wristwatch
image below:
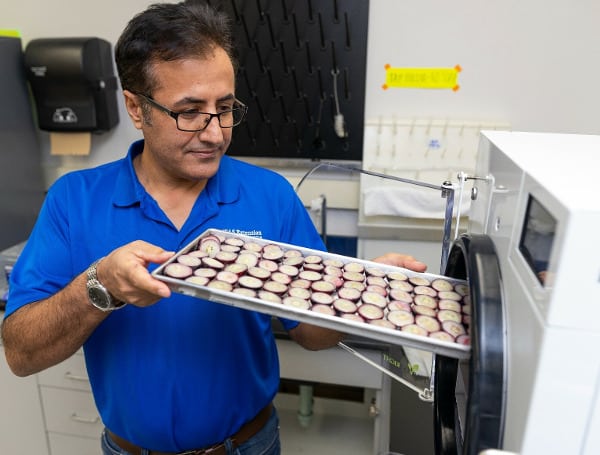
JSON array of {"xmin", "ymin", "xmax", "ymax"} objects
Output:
[{"xmin": 86, "ymin": 259, "xmax": 125, "ymax": 312}]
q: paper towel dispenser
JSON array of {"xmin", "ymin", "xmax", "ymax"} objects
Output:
[{"xmin": 24, "ymin": 37, "xmax": 119, "ymax": 133}]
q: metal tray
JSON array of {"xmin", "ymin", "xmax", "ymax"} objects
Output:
[{"xmin": 152, "ymin": 229, "xmax": 471, "ymax": 359}]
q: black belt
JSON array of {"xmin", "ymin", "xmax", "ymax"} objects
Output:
[{"xmin": 107, "ymin": 403, "xmax": 273, "ymax": 455}]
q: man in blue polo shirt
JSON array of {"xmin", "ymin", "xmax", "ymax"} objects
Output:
[{"xmin": 2, "ymin": 2, "xmax": 426, "ymax": 454}]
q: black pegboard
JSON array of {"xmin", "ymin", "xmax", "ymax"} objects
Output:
[{"xmin": 211, "ymin": 0, "xmax": 369, "ymax": 161}]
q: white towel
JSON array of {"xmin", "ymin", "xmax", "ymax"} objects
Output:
[{"xmin": 362, "ymin": 185, "xmax": 471, "ymax": 219}]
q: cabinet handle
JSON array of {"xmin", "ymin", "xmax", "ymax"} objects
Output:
[
  {"xmin": 64, "ymin": 371, "xmax": 89, "ymax": 382},
  {"xmin": 70, "ymin": 412, "xmax": 100, "ymax": 424}
]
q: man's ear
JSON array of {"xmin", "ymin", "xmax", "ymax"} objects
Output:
[{"xmin": 123, "ymin": 90, "xmax": 144, "ymax": 130}]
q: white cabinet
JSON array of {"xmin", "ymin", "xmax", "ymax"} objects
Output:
[
  {"xmin": 37, "ymin": 351, "xmax": 103, "ymax": 455},
  {"xmin": 0, "ymin": 346, "xmax": 48, "ymax": 454}
]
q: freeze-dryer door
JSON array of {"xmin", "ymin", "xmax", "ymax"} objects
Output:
[{"xmin": 433, "ymin": 234, "xmax": 507, "ymax": 455}]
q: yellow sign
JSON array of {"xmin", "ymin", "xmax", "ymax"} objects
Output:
[
  {"xmin": 0, "ymin": 29, "xmax": 21, "ymax": 38},
  {"xmin": 382, "ymin": 64, "xmax": 461, "ymax": 91}
]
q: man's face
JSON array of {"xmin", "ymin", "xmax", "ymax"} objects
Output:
[{"xmin": 131, "ymin": 47, "xmax": 236, "ymax": 184}]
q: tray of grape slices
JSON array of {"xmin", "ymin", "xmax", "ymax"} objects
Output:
[{"xmin": 152, "ymin": 229, "xmax": 471, "ymax": 359}]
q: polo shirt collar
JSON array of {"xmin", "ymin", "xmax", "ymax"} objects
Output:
[{"xmin": 111, "ymin": 140, "xmax": 241, "ymax": 207}]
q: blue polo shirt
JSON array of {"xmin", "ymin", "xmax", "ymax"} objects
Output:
[{"xmin": 5, "ymin": 140, "xmax": 325, "ymax": 451}]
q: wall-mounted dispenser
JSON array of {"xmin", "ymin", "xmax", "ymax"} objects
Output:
[{"xmin": 24, "ymin": 37, "xmax": 119, "ymax": 133}]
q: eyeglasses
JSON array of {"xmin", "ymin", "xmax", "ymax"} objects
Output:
[{"xmin": 136, "ymin": 93, "xmax": 248, "ymax": 132}]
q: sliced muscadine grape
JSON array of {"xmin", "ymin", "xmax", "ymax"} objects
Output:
[
  {"xmin": 220, "ymin": 244, "xmax": 241, "ymax": 253},
  {"xmin": 357, "ymin": 303, "xmax": 384, "ymax": 320},
  {"xmin": 176, "ymin": 254, "xmax": 202, "ymax": 268},
  {"xmin": 437, "ymin": 309, "xmax": 462, "ymax": 323},
  {"xmin": 257, "ymin": 259, "xmax": 279, "ymax": 272},
  {"xmin": 278, "ymin": 264, "xmax": 300, "ymax": 277},
  {"xmin": 303, "ymin": 254, "xmax": 323, "ymax": 264},
  {"xmin": 311, "ymin": 280, "xmax": 336, "ymax": 294},
  {"xmin": 262, "ymin": 249, "xmax": 284, "ymax": 261},
  {"xmin": 289, "ymin": 278, "xmax": 311, "ymax": 289},
  {"xmin": 232, "ymin": 287, "xmax": 257, "ymax": 298},
  {"xmin": 224, "ymin": 263, "xmax": 248, "ymax": 276},
  {"xmin": 340, "ymin": 313, "xmax": 364, "ymax": 323},
  {"xmin": 442, "ymin": 320, "xmax": 467, "ymax": 338},
  {"xmin": 270, "ymin": 271, "xmax": 292, "ymax": 285},
  {"xmin": 184, "ymin": 275, "xmax": 209, "ymax": 286},
  {"xmin": 247, "ymin": 266, "xmax": 271, "ymax": 281},
  {"xmin": 388, "ymin": 289, "xmax": 413, "ymax": 303},
  {"xmin": 284, "ymin": 249, "xmax": 303, "ymax": 258},
  {"xmin": 462, "ymin": 295, "xmax": 471, "ymax": 306},
  {"xmin": 303, "ymin": 262, "xmax": 324, "ymax": 272},
  {"xmin": 344, "ymin": 262, "xmax": 365, "ymax": 274},
  {"xmin": 369, "ymin": 319, "xmax": 395, "ymax": 329},
  {"xmin": 311, "ymin": 292, "xmax": 334, "ymax": 305},
  {"xmin": 258, "ymin": 290, "xmax": 282, "ymax": 304},
  {"xmin": 332, "ymin": 298, "xmax": 358, "ymax": 314},
  {"xmin": 224, "ymin": 237, "xmax": 245, "ymax": 247},
  {"xmin": 337, "ymin": 287, "xmax": 361, "ymax": 302},
  {"xmin": 283, "ymin": 296, "xmax": 311, "ymax": 310},
  {"xmin": 414, "ymin": 285, "xmax": 437, "ymax": 297},
  {"xmin": 456, "ymin": 334, "xmax": 470, "ymax": 345},
  {"xmin": 412, "ymin": 305, "xmax": 437, "ymax": 317},
  {"xmin": 164, "ymin": 263, "xmax": 193, "ymax": 279},
  {"xmin": 429, "ymin": 331, "xmax": 455, "ymax": 342},
  {"xmin": 365, "ymin": 267, "xmax": 386, "ymax": 277},
  {"xmin": 322, "ymin": 274, "xmax": 343, "ymax": 289},
  {"xmin": 311, "ymin": 304, "xmax": 336, "ymax": 316},
  {"xmin": 323, "ymin": 258, "xmax": 344, "ymax": 268},
  {"xmin": 206, "ymin": 280, "xmax": 233, "ymax": 292},
  {"xmin": 235, "ymin": 252, "xmax": 259, "ymax": 268},
  {"xmin": 298, "ymin": 270, "xmax": 322, "ymax": 282},
  {"xmin": 361, "ymin": 291, "xmax": 387, "ymax": 308},
  {"xmin": 194, "ymin": 267, "xmax": 218, "ymax": 278},
  {"xmin": 342, "ymin": 280, "xmax": 366, "ymax": 292},
  {"xmin": 263, "ymin": 280, "xmax": 289, "ymax": 295},
  {"xmin": 438, "ymin": 290, "xmax": 462, "ymax": 301},
  {"xmin": 288, "ymin": 287, "xmax": 311, "ymax": 300},
  {"xmin": 215, "ymin": 271, "xmax": 239, "ymax": 285},
  {"xmin": 214, "ymin": 251, "xmax": 238, "ymax": 264},
  {"xmin": 415, "ymin": 315, "xmax": 441, "ymax": 333},
  {"xmin": 201, "ymin": 257, "xmax": 225, "ymax": 270},
  {"xmin": 365, "ymin": 284, "xmax": 387, "ymax": 297},
  {"xmin": 387, "ymin": 300, "xmax": 412, "ymax": 312},
  {"xmin": 438, "ymin": 300, "xmax": 462, "ymax": 313},
  {"xmin": 242, "ymin": 241, "xmax": 263, "ymax": 253},
  {"xmin": 198, "ymin": 235, "xmax": 221, "ymax": 257},
  {"xmin": 431, "ymin": 278, "xmax": 454, "ymax": 292},
  {"xmin": 388, "ymin": 280, "xmax": 414, "ymax": 292},
  {"xmin": 409, "ymin": 276, "xmax": 431, "ymax": 287},
  {"xmin": 342, "ymin": 271, "xmax": 365, "ymax": 282},
  {"xmin": 454, "ymin": 283, "xmax": 470, "ymax": 296},
  {"xmin": 238, "ymin": 275, "xmax": 264, "ymax": 290},
  {"xmin": 462, "ymin": 304, "xmax": 471, "ymax": 315},
  {"xmin": 413, "ymin": 294, "xmax": 437, "ymax": 309},
  {"xmin": 366, "ymin": 276, "xmax": 387, "ymax": 287},
  {"xmin": 401, "ymin": 324, "xmax": 428, "ymax": 337},
  {"xmin": 188, "ymin": 249, "xmax": 209, "ymax": 258},
  {"xmin": 283, "ymin": 256, "xmax": 304, "ymax": 267},
  {"xmin": 387, "ymin": 310, "xmax": 415, "ymax": 328},
  {"xmin": 324, "ymin": 265, "xmax": 342, "ymax": 277},
  {"xmin": 462, "ymin": 315, "xmax": 471, "ymax": 326},
  {"xmin": 387, "ymin": 271, "xmax": 408, "ymax": 281}
]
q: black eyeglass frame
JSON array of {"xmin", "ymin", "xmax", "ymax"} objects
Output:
[{"xmin": 135, "ymin": 93, "xmax": 248, "ymax": 132}]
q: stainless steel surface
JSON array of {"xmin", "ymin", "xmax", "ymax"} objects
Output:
[{"xmin": 152, "ymin": 229, "xmax": 470, "ymax": 360}]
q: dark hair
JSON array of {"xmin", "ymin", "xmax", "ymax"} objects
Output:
[{"xmin": 115, "ymin": 0, "xmax": 236, "ymax": 95}]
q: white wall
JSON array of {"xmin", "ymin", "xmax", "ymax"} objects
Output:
[{"xmin": 4, "ymin": 0, "xmax": 600, "ymax": 186}]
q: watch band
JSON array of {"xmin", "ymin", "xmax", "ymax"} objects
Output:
[{"xmin": 86, "ymin": 258, "xmax": 125, "ymax": 312}]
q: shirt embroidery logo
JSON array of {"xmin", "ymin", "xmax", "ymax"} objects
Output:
[{"xmin": 222, "ymin": 228, "xmax": 263, "ymax": 238}]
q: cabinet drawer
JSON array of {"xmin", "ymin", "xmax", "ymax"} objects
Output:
[
  {"xmin": 41, "ymin": 386, "xmax": 103, "ymax": 438},
  {"xmin": 48, "ymin": 432, "xmax": 101, "ymax": 455},
  {"xmin": 38, "ymin": 352, "xmax": 91, "ymax": 391}
]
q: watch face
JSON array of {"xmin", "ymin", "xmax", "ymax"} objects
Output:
[{"xmin": 88, "ymin": 285, "xmax": 111, "ymax": 309}]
